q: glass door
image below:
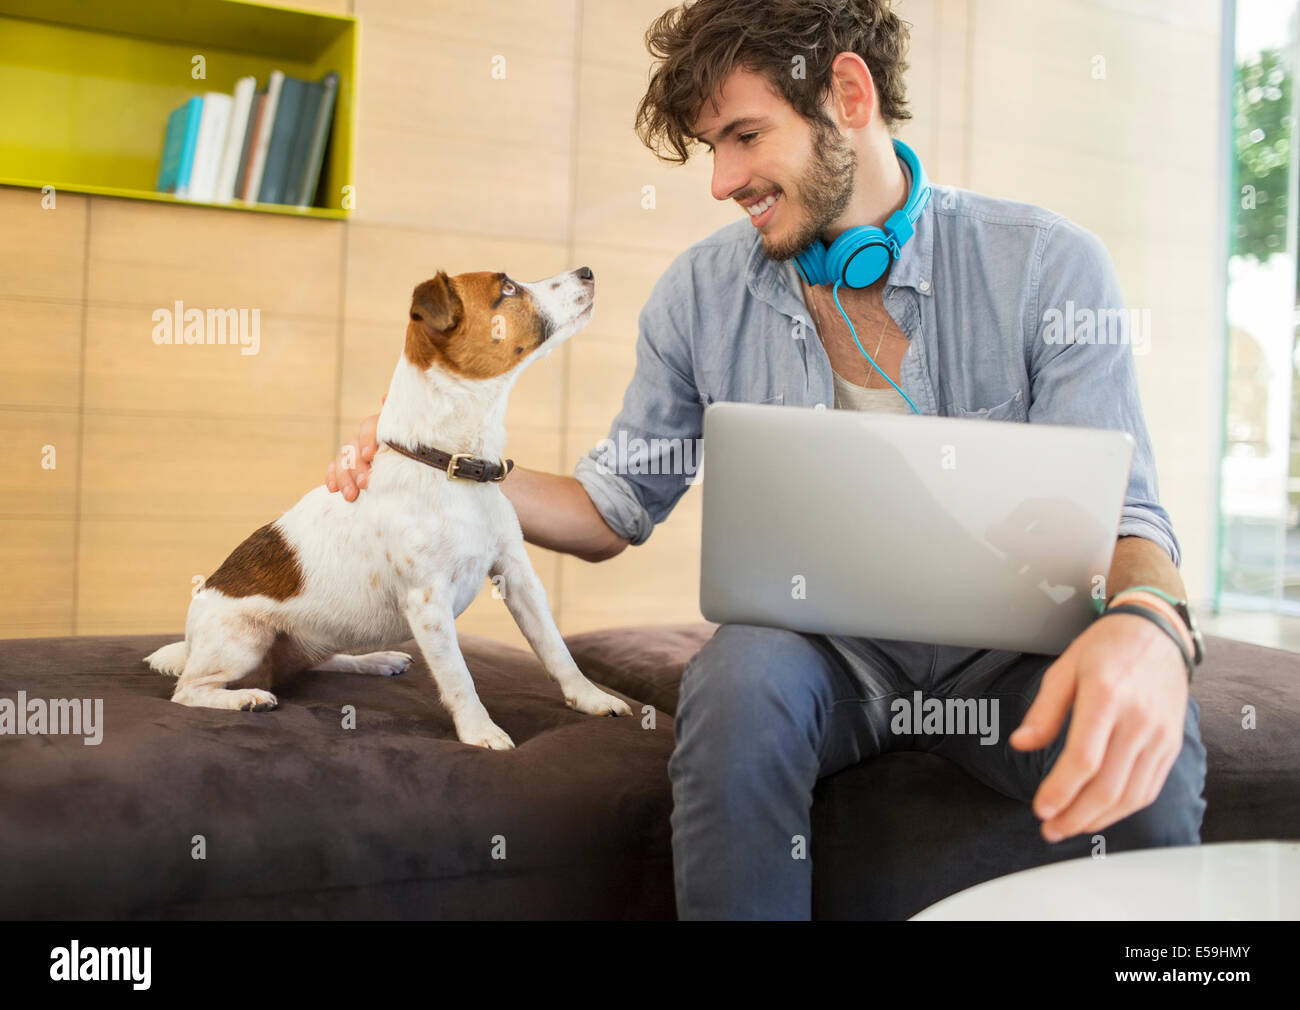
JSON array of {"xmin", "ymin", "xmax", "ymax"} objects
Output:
[{"xmin": 1220, "ymin": 0, "xmax": 1300, "ymax": 612}]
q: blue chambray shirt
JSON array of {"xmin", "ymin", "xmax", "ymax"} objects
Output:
[{"xmin": 573, "ymin": 174, "xmax": 1180, "ymax": 567}]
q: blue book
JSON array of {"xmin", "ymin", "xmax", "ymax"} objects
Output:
[
  {"xmin": 156, "ymin": 96, "xmax": 202, "ymax": 195},
  {"xmin": 176, "ymin": 96, "xmax": 204, "ymax": 198}
]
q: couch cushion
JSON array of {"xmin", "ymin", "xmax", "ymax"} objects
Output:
[
  {"xmin": 565, "ymin": 623, "xmax": 718, "ymax": 716},
  {"xmin": 0, "ymin": 632, "xmax": 676, "ymax": 920}
]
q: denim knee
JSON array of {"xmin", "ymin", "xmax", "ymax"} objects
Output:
[{"xmin": 675, "ymin": 623, "xmax": 830, "ymax": 761}]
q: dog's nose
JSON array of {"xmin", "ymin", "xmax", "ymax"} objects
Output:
[{"xmin": 576, "ymin": 266, "xmax": 593, "ymax": 281}]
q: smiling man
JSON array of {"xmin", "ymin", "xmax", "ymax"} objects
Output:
[{"xmin": 328, "ymin": 0, "xmax": 1207, "ymax": 921}]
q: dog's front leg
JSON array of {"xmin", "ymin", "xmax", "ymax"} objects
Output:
[
  {"xmin": 490, "ymin": 541, "xmax": 632, "ymax": 718},
  {"xmin": 404, "ymin": 586, "xmax": 514, "ymax": 750}
]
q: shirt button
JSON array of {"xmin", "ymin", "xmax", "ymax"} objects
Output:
[{"xmin": 919, "ymin": 279, "xmax": 931, "ymax": 293}]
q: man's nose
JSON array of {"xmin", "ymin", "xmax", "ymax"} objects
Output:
[{"xmin": 710, "ymin": 151, "xmax": 748, "ymax": 203}]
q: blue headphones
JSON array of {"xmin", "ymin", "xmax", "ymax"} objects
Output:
[
  {"xmin": 793, "ymin": 137, "xmax": 931, "ymax": 289},
  {"xmin": 793, "ymin": 137, "xmax": 930, "ymax": 414}
]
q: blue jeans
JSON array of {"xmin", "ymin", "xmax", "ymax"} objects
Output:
[{"xmin": 668, "ymin": 623, "xmax": 1208, "ymax": 920}]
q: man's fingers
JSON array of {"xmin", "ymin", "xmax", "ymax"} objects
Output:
[
  {"xmin": 1009, "ymin": 655, "xmax": 1075, "ymax": 752},
  {"xmin": 335, "ymin": 451, "xmax": 358, "ymax": 500},
  {"xmin": 359, "ymin": 412, "xmax": 381, "ymax": 461},
  {"xmin": 1127, "ymin": 727, "xmax": 1182, "ymax": 811},
  {"xmin": 1042, "ymin": 717, "xmax": 1149, "ymax": 841},
  {"xmin": 1032, "ymin": 682, "xmax": 1118, "ymax": 823}
]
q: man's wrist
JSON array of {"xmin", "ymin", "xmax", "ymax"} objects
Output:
[
  {"xmin": 1106, "ymin": 589, "xmax": 1196, "ymax": 657},
  {"xmin": 1097, "ymin": 602, "xmax": 1196, "ymax": 680}
]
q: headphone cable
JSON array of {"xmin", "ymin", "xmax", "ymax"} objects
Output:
[{"xmin": 831, "ymin": 280, "xmax": 921, "ymax": 414}]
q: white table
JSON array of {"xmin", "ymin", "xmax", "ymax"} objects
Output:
[{"xmin": 911, "ymin": 841, "xmax": 1300, "ymax": 920}]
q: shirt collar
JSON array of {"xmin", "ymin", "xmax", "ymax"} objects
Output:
[{"xmin": 744, "ymin": 150, "xmax": 936, "ymax": 307}]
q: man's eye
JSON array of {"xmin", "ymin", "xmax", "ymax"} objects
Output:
[
  {"xmin": 739, "ymin": 133, "xmax": 758, "ymax": 144},
  {"xmin": 502, "ymin": 280, "xmax": 516, "ymax": 296}
]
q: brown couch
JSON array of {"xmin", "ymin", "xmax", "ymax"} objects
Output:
[{"xmin": 0, "ymin": 624, "xmax": 1296, "ymax": 919}]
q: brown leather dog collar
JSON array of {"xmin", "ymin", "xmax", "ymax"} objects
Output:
[{"xmin": 382, "ymin": 440, "xmax": 514, "ymax": 482}]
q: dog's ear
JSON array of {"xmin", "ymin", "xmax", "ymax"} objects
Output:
[{"xmin": 409, "ymin": 271, "xmax": 462, "ymax": 345}]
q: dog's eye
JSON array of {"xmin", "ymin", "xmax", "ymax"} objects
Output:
[{"xmin": 501, "ymin": 280, "xmax": 517, "ymax": 297}]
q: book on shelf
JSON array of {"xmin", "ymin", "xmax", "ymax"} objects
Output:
[
  {"xmin": 155, "ymin": 96, "xmax": 202, "ymax": 197},
  {"xmin": 233, "ymin": 90, "xmax": 266, "ymax": 203},
  {"xmin": 214, "ymin": 76, "xmax": 257, "ymax": 203},
  {"xmin": 242, "ymin": 69, "xmax": 284, "ymax": 203},
  {"xmin": 154, "ymin": 68, "xmax": 338, "ymax": 210},
  {"xmin": 292, "ymin": 72, "xmax": 339, "ymax": 209},
  {"xmin": 187, "ymin": 92, "xmax": 232, "ymax": 203},
  {"xmin": 256, "ymin": 73, "xmax": 304, "ymax": 205}
]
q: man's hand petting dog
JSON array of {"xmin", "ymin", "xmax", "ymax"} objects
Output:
[
  {"xmin": 327, "ymin": 396, "xmax": 383, "ymax": 502},
  {"xmin": 1009, "ymin": 611, "xmax": 1189, "ymax": 844}
]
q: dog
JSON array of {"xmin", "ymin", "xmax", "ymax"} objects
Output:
[{"xmin": 144, "ymin": 266, "xmax": 632, "ymax": 749}]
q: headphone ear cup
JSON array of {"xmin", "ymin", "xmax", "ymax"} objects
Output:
[
  {"xmin": 826, "ymin": 226, "xmax": 890, "ymax": 289},
  {"xmin": 840, "ymin": 242, "xmax": 891, "ymax": 288},
  {"xmin": 794, "ymin": 240, "xmax": 830, "ymax": 287}
]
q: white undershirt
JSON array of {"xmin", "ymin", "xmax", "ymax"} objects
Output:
[{"xmin": 830, "ymin": 367, "xmax": 911, "ymax": 413}]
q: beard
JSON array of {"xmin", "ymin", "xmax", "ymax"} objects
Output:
[{"xmin": 760, "ymin": 116, "xmax": 858, "ymax": 261}]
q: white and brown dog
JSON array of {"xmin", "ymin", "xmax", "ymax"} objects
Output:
[{"xmin": 145, "ymin": 266, "xmax": 632, "ymax": 749}]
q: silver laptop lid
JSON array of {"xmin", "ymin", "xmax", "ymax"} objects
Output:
[{"xmin": 699, "ymin": 402, "xmax": 1135, "ymax": 655}]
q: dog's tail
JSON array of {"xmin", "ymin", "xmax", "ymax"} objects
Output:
[{"xmin": 144, "ymin": 640, "xmax": 188, "ymax": 677}]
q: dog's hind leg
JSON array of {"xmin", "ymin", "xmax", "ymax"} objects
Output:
[
  {"xmin": 308, "ymin": 652, "xmax": 412, "ymax": 676},
  {"xmin": 144, "ymin": 640, "xmax": 189, "ymax": 677},
  {"xmin": 170, "ymin": 615, "xmax": 279, "ymax": 712}
]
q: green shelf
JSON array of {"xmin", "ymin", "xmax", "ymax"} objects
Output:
[{"xmin": 0, "ymin": 0, "xmax": 357, "ymax": 218}]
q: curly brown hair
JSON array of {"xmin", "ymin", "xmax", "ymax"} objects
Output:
[{"xmin": 635, "ymin": 0, "xmax": 913, "ymax": 165}]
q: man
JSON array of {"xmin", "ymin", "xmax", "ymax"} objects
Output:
[{"xmin": 328, "ymin": 0, "xmax": 1206, "ymax": 920}]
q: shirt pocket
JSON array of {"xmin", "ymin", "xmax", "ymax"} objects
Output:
[{"xmin": 952, "ymin": 388, "xmax": 1026, "ymax": 422}]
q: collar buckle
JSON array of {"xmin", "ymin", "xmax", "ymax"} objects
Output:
[{"xmin": 446, "ymin": 452, "xmax": 473, "ymax": 480}]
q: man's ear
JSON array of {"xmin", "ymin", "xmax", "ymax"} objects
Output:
[{"xmin": 409, "ymin": 271, "xmax": 462, "ymax": 344}]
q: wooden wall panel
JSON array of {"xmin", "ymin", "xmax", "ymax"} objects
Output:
[
  {"xmin": 86, "ymin": 200, "xmax": 344, "ymax": 318},
  {"xmin": 0, "ymin": 299, "xmax": 83, "ymax": 410},
  {"xmin": 0, "ymin": 519, "xmax": 76, "ymax": 638},
  {"xmin": 0, "ymin": 187, "xmax": 87, "ymax": 301},
  {"xmin": 80, "ymin": 414, "xmax": 335, "ymax": 521},
  {"xmin": 0, "ymin": 409, "xmax": 79, "ymax": 517},
  {"xmin": 83, "ymin": 306, "xmax": 339, "ymax": 419}
]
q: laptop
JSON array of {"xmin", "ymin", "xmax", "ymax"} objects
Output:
[{"xmin": 699, "ymin": 402, "xmax": 1135, "ymax": 655}]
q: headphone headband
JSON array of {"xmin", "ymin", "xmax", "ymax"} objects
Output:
[{"xmin": 894, "ymin": 136, "xmax": 931, "ymax": 233}]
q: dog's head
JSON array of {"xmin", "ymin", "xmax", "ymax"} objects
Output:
[{"xmin": 405, "ymin": 267, "xmax": 594, "ymax": 378}]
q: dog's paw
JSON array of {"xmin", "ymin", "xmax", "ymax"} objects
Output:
[
  {"xmin": 235, "ymin": 689, "xmax": 279, "ymax": 712},
  {"xmin": 457, "ymin": 720, "xmax": 515, "ymax": 751},
  {"xmin": 366, "ymin": 651, "xmax": 412, "ymax": 676},
  {"xmin": 565, "ymin": 686, "xmax": 633, "ymax": 718}
]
